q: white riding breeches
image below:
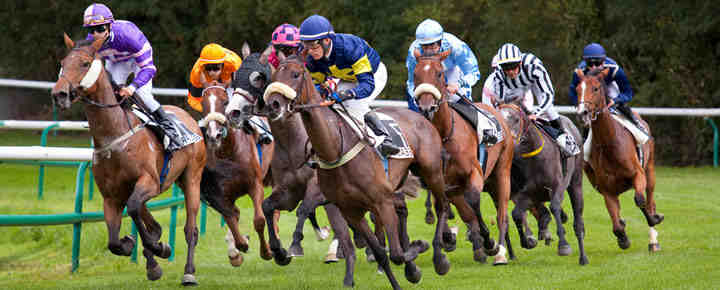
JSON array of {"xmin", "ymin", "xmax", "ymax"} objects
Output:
[
  {"xmin": 336, "ymin": 62, "xmax": 387, "ymax": 121},
  {"xmin": 105, "ymin": 60, "xmax": 159, "ymax": 112}
]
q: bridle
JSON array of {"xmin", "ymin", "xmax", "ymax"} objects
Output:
[
  {"xmin": 59, "ymin": 46, "xmax": 129, "ymax": 108},
  {"xmin": 577, "ymin": 72, "xmax": 611, "ymax": 122}
]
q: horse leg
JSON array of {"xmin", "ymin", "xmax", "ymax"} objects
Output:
[
  {"xmin": 415, "ymin": 162, "xmax": 450, "ymax": 275},
  {"xmin": 424, "ymin": 191, "xmax": 435, "ymax": 224},
  {"xmin": 324, "ymin": 204, "xmax": 355, "ymax": 286},
  {"xmin": 126, "ymin": 178, "xmax": 170, "ymax": 259},
  {"xmin": 549, "ymin": 187, "xmax": 571, "ymax": 257},
  {"xmin": 645, "ymin": 156, "xmax": 662, "ymax": 252},
  {"xmin": 365, "ymin": 212, "xmax": 386, "ymax": 263},
  {"xmin": 391, "ymin": 192, "xmax": 423, "ymax": 284},
  {"xmin": 448, "ymin": 192, "xmax": 493, "ymax": 264},
  {"xmin": 602, "ymin": 193, "xmax": 630, "ymax": 249},
  {"xmin": 249, "ymin": 182, "xmax": 272, "ymax": 261},
  {"xmin": 223, "ymin": 207, "xmax": 249, "ymax": 266},
  {"xmin": 261, "ymin": 191, "xmax": 292, "ymax": 265},
  {"xmin": 511, "ymin": 197, "xmax": 533, "ymax": 249},
  {"xmin": 139, "ymin": 204, "xmax": 163, "ymax": 281},
  {"xmin": 535, "ymin": 204, "xmax": 553, "ymax": 244},
  {"xmin": 489, "ymin": 189, "xmax": 511, "ymax": 265},
  {"xmin": 567, "ymin": 170, "xmax": 588, "ymax": 265},
  {"xmin": 103, "ymin": 198, "xmax": 135, "ymax": 256},
  {"xmin": 309, "ymin": 211, "xmax": 331, "ymax": 241},
  {"xmin": 464, "ymin": 189, "xmax": 492, "ymax": 262},
  {"xmin": 177, "ymin": 169, "xmax": 202, "ymax": 286},
  {"xmin": 349, "ymin": 213, "xmax": 401, "ymax": 290}
]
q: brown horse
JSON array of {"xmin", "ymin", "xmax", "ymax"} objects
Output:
[
  {"xmin": 196, "ymin": 85, "xmax": 276, "ymax": 263},
  {"xmin": 575, "ymin": 68, "xmax": 663, "ymax": 252},
  {"xmin": 412, "ymin": 50, "xmax": 514, "ymax": 265},
  {"xmin": 264, "ymin": 54, "xmax": 450, "ymax": 289},
  {"xmin": 498, "ymin": 103, "xmax": 588, "ymax": 265},
  {"xmin": 51, "ymin": 35, "xmax": 205, "ymax": 285}
]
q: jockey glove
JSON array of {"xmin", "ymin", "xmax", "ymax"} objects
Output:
[{"xmin": 335, "ymin": 90, "xmax": 355, "ymax": 102}]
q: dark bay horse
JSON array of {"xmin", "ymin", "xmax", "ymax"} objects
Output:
[
  {"xmin": 264, "ymin": 54, "xmax": 450, "ymax": 289},
  {"xmin": 575, "ymin": 68, "xmax": 663, "ymax": 252},
  {"xmin": 197, "ymin": 85, "xmax": 275, "ymax": 264},
  {"xmin": 498, "ymin": 103, "xmax": 588, "ymax": 265},
  {"xmin": 51, "ymin": 35, "xmax": 205, "ymax": 285},
  {"xmin": 227, "ymin": 49, "xmax": 348, "ymax": 263},
  {"xmin": 412, "ymin": 50, "xmax": 514, "ymax": 265}
]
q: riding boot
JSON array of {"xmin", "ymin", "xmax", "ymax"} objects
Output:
[
  {"xmin": 152, "ymin": 107, "xmax": 184, "ymax": 153},
  {"xmin": 616, "ymin": 104, "xmax": 648, "ymax": 135},
  {"xmin": 364, "ymin": 112, "xmax": 401, "ymax": 157},
  {"xmin": 550, "ymin": 119, "xmax": 580, "ymax": 156}
]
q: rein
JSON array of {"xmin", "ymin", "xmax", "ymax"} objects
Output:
[{"xmin": 500, "ymin": 103, "xmax": 543, "ymax": 158}]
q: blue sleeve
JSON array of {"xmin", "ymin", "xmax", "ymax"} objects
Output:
[
  {"xmin": 453, "ymin": 42, "xmax": 481, "ymax": 88},
  {"xmin": 351, "ymin": 70, "xmax": 375, "ymax": 99},
  {"xmin": 406, "ymin": 48, "xmax": 417, "ymax": 98},
  {"xmin": 569, "ymin": 71, "xmax": 580, "ymax": 105},
  {"xmin": 613, "ymin": 67, "xmax": 633, "ymax": 105},
  {"xmin": 406, "ymin": 90, "xmax": 420, "ymax": 113}
]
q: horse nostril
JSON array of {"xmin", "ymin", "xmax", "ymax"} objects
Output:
[{"xmin": 271, "ymin": 101, "xmax": 280, "ymax": 111}]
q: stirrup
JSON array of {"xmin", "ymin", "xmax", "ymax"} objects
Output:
[
  {"xmin": 556, "ymin": 134, "xmax": 580, "ymax": 156},
  {"xmin": 481, "ymin": 129, "xmax": 497, "ymax": 144},
  {"xmin": 379, "ymin": 140, "xmax": 401, "ymax": 156}
]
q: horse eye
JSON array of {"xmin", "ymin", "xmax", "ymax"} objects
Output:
[
  {"xmin": 593, "ymin": 87, "xmax": 599, "ymax": 92},
  {"xmin": 293, "ymin": 72, "xmax": 300, "ymax": 79},
  {"xmin": 83, "ymin": 62, "xmax": 91, "ymax": 68},
  {"xmin": 223, "ymin": 100, "xmax": 229, "ymax": 106}
]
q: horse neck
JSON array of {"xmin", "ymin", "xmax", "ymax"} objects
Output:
[
  {"xmin": 84, "ymin": 72, "xmax": 136, "ymax": 147},
  {"xmin": 590, "ymin": 106, "xmax": 621, "ymax": 146},
  {"xmin": 270, "ymin": 114, "xmax": 309, "ymax": 164},
  {"xmin": 213, "ymin": 126, "xmax": 240, "ymax": 159},
  {"xmin": 299, "ymin": 105, "xmax": 347, "ymax": 163},
  {"xmin": 432, "ymin": 100, "xmax": 454, "ymax": 139}
]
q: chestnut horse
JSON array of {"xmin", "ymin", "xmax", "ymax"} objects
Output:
[
  {"xmin": 197, "ymin": 85, "xmax": 275, "ymax": 264},
  {"xmin": 227, "ymin": 49, "xmax": 347, "ymax": 263},
  {"xmin": 51, "ymin": 35, "xmax": 205, "ymax": 285},
  {"xmin": 498, "ymin": 103, "xmax": 588, "ymax": 265},
  {"xmin": 575, "ymin": 68, "xmax": 663, "ymax": 252},
  {"xmin": 264, "ymin": 54, "xmax": 449, "ymax": 289},
  {"xmin": 412, "ymin": 50, "xmax": 514, "ymax": 265}
]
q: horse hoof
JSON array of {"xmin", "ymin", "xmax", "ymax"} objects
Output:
[
  {"xmin": 484, "ymin": 242, "xmax": 499, "ymax": 256},
  {"xmin": 473, "ymin": 249, "xmax": 488, "ymax": 263},
  {"xmin": 650, "ymin": 214, "xmax": 665, "ymax": 226},
  {"xmin": 425, "ymin": 212, "xmax": 435, "ymax": 225},
  {"xmin": 158, "ymin": 242, "xmax": 172, "ymax": 259},
  {"xmin": 288, "ymin": 244, "xmax": 304, "ymax": 257},
  {"xmin": 405, "ymin": 263, "xmax": 422, "ymax": 284},
  {"xmin": 545, "ymin": 238, "xmax": 553, "ymax": 246},
  {"xmin": 229, "ymin": 253, "xmax": 244, "ymax": 267},
  {"xmin": 411, "ymin": 240, "xmax": 430, "ymax": 254},
  {"xmin": 648, "ymin": 243, "xmax": 661, "ymax": 253},
  {"xmin": 558, "ymin": 244, "xmax": 572, "ymax": 256},
  {"xmin": 181, "ymin": 274, "xmax": 198, "ymax": 286},
  {"xmin": 147, "ymin": 264, "xmax": 163, "ymax": 281},
  {"xmin": 442, "ymin": 231, "xmax": 457, "ymax": 252},
  {"xmin": 433, "ymin": 254, "xmax": 450, "ymax": 275},
  {"xmin": 324, "ymin": 253, "xmax": 339, "ymax": 264},
  {"xmin": 366, "ymin": 248, "xmax": 376, "ymax": 263},
  {"xmin": 273, "ymin": 248, "xmax": 292, "ymax": 266},
  {"xmin": 579, "ymin": 255, "xmax": 589, "ymax": 265},
  {"xmin": 526, "ymin": 236, "xmax": 538, "ymax": 249},
  {"xmin": 493, "ymin": 256, "xmax": 508, "ymax": 266},
  {"xmin": 618, "ymin": 238, "xmax": 631, "ymax": 250}
]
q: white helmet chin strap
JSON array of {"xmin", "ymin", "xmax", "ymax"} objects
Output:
[{"xmin": 79, "ymin": 59, "xmax": 103, "ymax": 89}]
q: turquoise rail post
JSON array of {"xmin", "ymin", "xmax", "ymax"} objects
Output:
[
  {"xmin": 130, "ymin": 222, "xmax": 138, "ymax": 263},
  {"xmin": 200, "ymin": 202, "xmax": 207, "ymax": 235},
  {"xmin": 706, "ymin": 117, "xmax": 718, "ymax": 167},
  {"xmin": 37, "ymin": 124, "xmax": 59, "ymax": 200},
  {"xmin": 71, "ymin": 162, "xmax": 89, "ymax": 273},
  {"xmin": 169, "ymin": 184, "xmax": 179, "ymax": 262},
  {"xmin": 88, "ymin": 170, "xmax": 94, "ymax": 200}
]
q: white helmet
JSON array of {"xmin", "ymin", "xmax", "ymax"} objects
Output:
[{"xmin": 496, "ymin": 43, "xmax": 522, "ymax": 66}]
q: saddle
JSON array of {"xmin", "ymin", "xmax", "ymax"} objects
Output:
[
  {"xmin": 448, "ymin": 101, "xmax": 504, "ymax": 146},
  {"xmin": 132, "ymin": 106, "xmax": 201, "ymax": 152},
  {"xmin": 332, "ymin": 105, "xmax": 414, "ymax": 159}
]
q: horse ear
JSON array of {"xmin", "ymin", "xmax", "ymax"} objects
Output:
[
  {"xmin": 259, "ymin": 45, "xmax": 272, "ymax": 65},
  {"xmin": 413, "ymin": 49, "xmax": 421, "ymax": 59},
  {"xmin": 63, "ymin": 32, "xmax": 74, "ymax": 50},
  {"xmin": 277, "ymin": 50, "xmax": 286, "ymax": 63},
  {"xmin": 241, "ymin": 42, "xmax": 251, "ymax": 59},
  {"xmin": 600, "ymin": 67, "xmax": 610, "ymax": 78},
  {"xmin": 439, "ymin": 49, "xmax": 451, "ymax": 60},
  {"xmin": 575, "ymin": 68, "xmax": 584, "ymax": 79},
  {"xmin": 91, "ymin": 36, "xmax": 104, "ymax": 52}
]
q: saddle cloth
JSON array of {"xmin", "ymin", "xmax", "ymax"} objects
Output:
[
  {"xmin": 332, "ymin": 104, "xmax": 414, "ymax": 159},
  {"xmin": 132, "ymin": 107, "xmax": 201, "ymax": 151},
  {"xmin": 448, "ymin": 101, "xmax": 504, "ymax": 146},
  {"xmin": 583, "ymin": 111, "xmax": 650, "ymax": 164}
]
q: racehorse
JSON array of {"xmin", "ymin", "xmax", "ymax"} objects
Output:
[
  {"xmin": 498, "ymin": 103, "xmax": 588, "ymax": 265},
  {"xmin": 412, "ymin": 50, "xmax": 514, "ymax": 265},
  {"xmin": 197, "ymin": 85, "xmax": 275, "ymax": 264},
  {"xmin": 226, "ymin": 48, "xmax": 351, "ymax": 263},
  {"xmin": 575, "ymin": 68, "xmax": 663, "ymax": 252},
  {"xmin": 264, "ymin": 54, "xmax": 450, "ymax": 289},
  {"xmin": 51, "ymin": 34, "xmax": 205, "ymax": 285}
]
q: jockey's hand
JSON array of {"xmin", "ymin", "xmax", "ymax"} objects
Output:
[
  {"xmin": 447, "ymin": 83, "xmax": 460, "ymax": 95},
  {"xmin": 528, "ymin": 114, "xmax": 539, "ymax": 121},
  {"xmin": 118, "ymin": 86, "xmax": 135, "ymax": 97},
  {"xmin": 335, "ymin": 90, "xmax": 355, "ymax": 102},
  {"xmin": 607, "ymin": 99, "xmax": 616, "ymax": 108}
]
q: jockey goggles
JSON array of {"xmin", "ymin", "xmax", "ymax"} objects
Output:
[
  {"xmin": 302, "ymin": 39, "xmax": 322, "ymax": 50},
  {"xmin": 88, "ymin": 25, "xmax": 107, "ymax": 34},
  {"xmin": 274, "ymin": 44, "xmax": 297, "ymax": 56},
  {"xmin": 204, "ymin": 63, "xmax": 223, "ymax": 71},
  {"xmin": 500, "ymin": 61, "xmax": 520, "ymax": 71},
  {"xmin": 586, "ymin": 58, "xmax": 604, "ymax": 68}
]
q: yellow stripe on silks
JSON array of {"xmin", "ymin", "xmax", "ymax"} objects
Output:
[
  {"xmin": 351, "ymin": 55, "xmax": 373, "ymax": 75},
  {"xmin": 329, "ymin": 65, "xmax": 357, "ymax": 81},
  {"xmin": 317, "ymin": 142, "xmax": 366, "ymax": 169},
  {"xmin": 311, "ymin": 72, "xmax": 327, "ymax": 84},
  {"xmin": 520, "ymin": 125, "xmax": 544, "ymax": 158}
]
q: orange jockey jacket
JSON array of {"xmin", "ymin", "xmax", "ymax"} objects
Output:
[{"xmin": 187, "ymin": 43, "xmax": 242, "ymax": 112}]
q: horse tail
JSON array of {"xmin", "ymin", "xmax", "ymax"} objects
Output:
[{"xmin": 200, "ymin": 162, "xmax": 236, "ymax": 217}]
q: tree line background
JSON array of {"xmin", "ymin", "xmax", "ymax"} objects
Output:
[{"xmin": 1, "ymin": 0, "xmax": 718, "ymax": 165}]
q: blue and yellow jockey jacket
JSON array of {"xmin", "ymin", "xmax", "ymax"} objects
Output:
[{"xmin": 305, "ymin": 33, "xmax": 381, "ymax": 99}]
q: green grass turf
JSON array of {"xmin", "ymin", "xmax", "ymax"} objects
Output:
[{"xmin": 0, "ymin": 130, "xmax": 718, "ymax": 289}]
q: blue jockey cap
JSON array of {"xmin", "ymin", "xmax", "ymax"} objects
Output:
[
  {"xmin": 299, "ymin": 15, "xmax": 334, "ymax": 41},
  {"xmin": 415, "ymin": 19, "xmax": 443, "ymax": 45},
  {"xmin": 583, "ymin": 43, "xmax": 606, "ymax": 59}
]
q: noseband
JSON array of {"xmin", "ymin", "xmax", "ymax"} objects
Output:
[{"xmin": 59, "ymin": 47, "xmax": 129, "ymax": 108}]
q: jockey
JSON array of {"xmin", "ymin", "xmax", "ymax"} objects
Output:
[
  {"xmin": 482, "ymin": 53, "xmax": 533, "ymax": 110},
  {"xmin": 569, "ymin": 43, "xmax": 643, "ymax": 132},
  {"xmin": 406, "ymin": 19, "xmax": 481, "ymax": 112},
  {"xmin": 268, "ymin": 23, "xmax": 302, "ymax": 69},
  {"xmin": 299, "ymin": 14, "xmax": 400, "ymax": 156},
  {"xmin": 83, "ymin": 3, "xmax": 198, "ymax": 152},
  {"xmin": 489, "ymin": 43, "xmax": 580, "ymax": 156},
  {"xmin": 187, "ymin": 43, "xmax": 242, "ymax": 112}
]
